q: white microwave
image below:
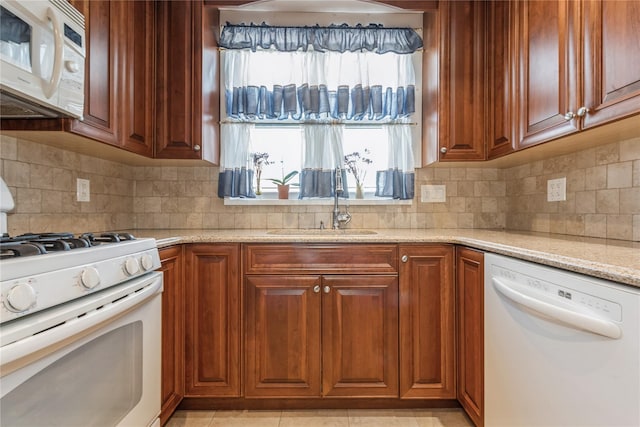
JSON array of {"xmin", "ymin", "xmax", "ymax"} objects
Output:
[{"xmin": 0, "ymin": 0, "xmax": 85, "ymax": 118}]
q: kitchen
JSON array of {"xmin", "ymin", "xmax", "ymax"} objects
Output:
[{"xmin": 0, "ymin": 1, "xmax": 639, "ymax": 426}]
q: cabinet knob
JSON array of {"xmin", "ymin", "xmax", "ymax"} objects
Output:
[
  {"xmin": 323, "ymin": 285, "xmax": 330, "ymax": 294},
  {"xmin": 440, "ymin": 147, "xmax": 448, "ymax": 154},
  {"xmin": 401, "ymin": 255, "xmax": 408, "ymax": 263},
  {"xmin": 577, "ymin": 106, "xmax": 590, "ymax": 117},
  {"xmin": 193, "ymin": 144, "xmax": 201, "ymax": 152},
  {"xmin": 564, "ymin": 111, "xmax": 576, "ymax": 121},
  {"xmin": 313, "ymin": 285, "xmax": 320, "ymax": 293}
]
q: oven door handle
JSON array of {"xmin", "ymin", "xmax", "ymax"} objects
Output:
[
  {"xmin": 0, "ymin": 277, "xmax": 162, "ymax": 367},
  {"xmin": 492, "ymin": 277, "xmax": 622, "ymax": 339}
]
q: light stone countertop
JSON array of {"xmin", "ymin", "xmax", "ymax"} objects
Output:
[{"xmin": 129, "ymin": 228, "xmax": 640, "ymax": 288}]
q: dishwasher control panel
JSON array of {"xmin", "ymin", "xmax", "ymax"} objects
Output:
[{"xmin": 492, "ymin": 263, "xmax": 623, "ymax": 323}]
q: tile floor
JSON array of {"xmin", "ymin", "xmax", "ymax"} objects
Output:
[{"xmin": 166, "ymin": 408, "xmax": 473, "ymax": 427}]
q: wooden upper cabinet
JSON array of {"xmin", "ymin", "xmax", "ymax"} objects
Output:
[
  {"xmin": 155, "ymin": 1, "xmax": 219, "ymax": 163},
  {"xmin": 68, "ymin": 0, "xmax": 119, "ymax": 145},
  {"xmin": 516, "ymin": 0, "xmax": 640, "ymax": 149},
  {"xmin": 516, "ymin": 0, "xmax": 581, "ymax": 149},
  {"xmin": 119, "ymin": 1, "xmax": 155, "ymax": 156},
  {"xmin": 398, "ymin": 245, "xmax": 455, "ymax": 399},
  {"xmin": 437, "ymin": 0, "xmax": 486, "ymax": 162},
  {"xmin": 69, "ymin": 0, "xmax": 154, "ymax": 156},
  {"xmin": 486, "ymin": 1, "xmax": 517, "ymax": 160},
  {"xmin": 184, "ymin": 244, "xmax": 241, "ymax": 397},
  {"xmin": 582, "ymin": 0, "xmax": 640, "ymax": 128}
]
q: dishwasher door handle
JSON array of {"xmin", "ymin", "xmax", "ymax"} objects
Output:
[{"xmin": 492, "ymin": 277, "xmax": 622, "ymax": 339}]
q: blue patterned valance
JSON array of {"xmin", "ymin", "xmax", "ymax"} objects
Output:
[{"xmin": 219, "ymin": 23, "xmax": 423, "ymax": 54}]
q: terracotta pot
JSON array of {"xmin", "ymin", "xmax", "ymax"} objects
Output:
[{"xmin": 277, "ymin": 184, "xmax": 290, "ymax": 199}]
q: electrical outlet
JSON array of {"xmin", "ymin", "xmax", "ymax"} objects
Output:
[
  {"xmin": 77, "ymin": 178, "xmax": 90, "ymax": 202},
  {"xmin": 547, "ymin": 177, "xmax": 566, "ymax": 202},
  {"xmin": 421, "ymin": 184, "xmax": 446, "ymax": 203}
]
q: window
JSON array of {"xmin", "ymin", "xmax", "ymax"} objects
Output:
[
  {"xmin": 217, "ymin": 2, "xmax": 423, "ymax": 203},
  {"xmin": 250, "ymin": 125, "xmax": 389, "ymax": 197}
]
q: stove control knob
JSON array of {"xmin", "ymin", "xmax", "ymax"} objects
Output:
[
  {"xmin": 5, "ymin": 283, "xmax": 37, "ymax": 312},
  {"xmin": 80, "ymin": 267, "xmax": 101, "ymax": 289},
  {"xmin": 124, "ymin": 257, "xmax": 140, "ymax": 276},
  {"xmin": 140, "ymin": 254, "xmax": 154, "ymax": 271}
]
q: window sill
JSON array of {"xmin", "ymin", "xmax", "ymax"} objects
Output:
[{"xmin": 223, "ymin": 195, "xmax": 413, "ymax": 206}]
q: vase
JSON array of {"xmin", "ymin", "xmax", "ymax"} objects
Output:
[
  {"xmin": 277, "ymin": 184, "xmax": 290, "ymax": 199},
  {"xmin": 255, "ymin": 170, "xmax": 262, "ymax": 195},
  {"xmin": 355, "ymin": 184, "xmax": 364, "ymax": 199}
]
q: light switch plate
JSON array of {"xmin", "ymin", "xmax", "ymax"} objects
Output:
[
  {"xmin": 77, "ymin": 178, "xmax": 90, "ymax": 202},
  {"xmin": 421, "ymin": 184, "xmax": 446, "ymax": 203},
  {"xmin": 547, "ymin": 177, "xmax": 566, "ymax": 202}
]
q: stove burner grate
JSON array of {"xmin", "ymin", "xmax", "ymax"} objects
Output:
[
  {"xmin": 0, "ymin": 232, "xmax": 137, "ymax": 258},
  {"xmin": 0, "ymin": 241, "xmax": 47, "ymax": 259}
]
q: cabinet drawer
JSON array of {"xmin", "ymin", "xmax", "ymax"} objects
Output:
[{"xmin": 244, "ymin": 244, "xmax": 398, "ymax": 274}]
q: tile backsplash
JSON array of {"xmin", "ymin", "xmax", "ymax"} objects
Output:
[
  {"xmin": 505, "ymin": 138, "xmax": 639, "ymax": 241},
  {"xmin": 1, "ymin": 134, "xmax": 638, "ymax": 241},
  {"xmin": 0, "ymin": 135, "xmax": 135, "ymax": 234}
]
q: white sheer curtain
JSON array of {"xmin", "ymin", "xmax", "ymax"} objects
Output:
[
  {"xmin": 375, "ymin": 125, "xmax": 415, "ymax": 199},
  {"xmin": 222, "ymin": 49, "xmax": 417, "ymax": 120},
  {"xmin": 218, "ymin": 123, "xmax": 255, "ymax": 198},
  {"xmin": 218, "ymin": 23, "xmax": 421, "ymax": 200},
  {"xmin": 299, "ymin": 125, "xmax": 348, "ymax": 198}
]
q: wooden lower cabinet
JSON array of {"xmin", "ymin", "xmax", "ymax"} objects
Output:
[
  {"xmin": 456, "ymin": 247, "xmax": 484, "ymax": 427},
  {"xmin": 245, "ymin": 275, "xmax": 322, "ymax": 397},
  {"xmin": 184, "ymin": 244, "xmax": 241, "ymax": 397},
  {"xmin": 159, "ymin": 246, "xmax": 184, "ymax": 425},
  {"xmin": 177, "ymin": 242, "xmax": 472, "ymax": 410},
  {"xmin": 322, "ymin": 275, "xmax": 399, "ymax": 398},
  {"xmin": 244, "ymin": 244, "xmax": 400, "ymax": 399},
  {"xmin": 245, "ymin": 274, "xmax": 399, "ymax": 398},
  {"xmin": 398, "ymin": 245, "xmax": 455, "ymax": 399}
]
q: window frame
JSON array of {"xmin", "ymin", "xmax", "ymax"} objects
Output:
[{"xmin": 218, "ymin": 3, "xmax": 424, "ymax": 206}]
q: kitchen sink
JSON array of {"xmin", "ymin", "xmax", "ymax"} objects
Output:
[{"xmin": 266, "ymin": 229, "xmax": 378, "ymax": 235}]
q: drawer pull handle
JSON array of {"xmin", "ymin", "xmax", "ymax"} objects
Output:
[
  {"xmin": 323, "ymin": 286, "xmax": 330, "ymax": 294},
  {"xmin": 401, "ymin": 255, "xmax": 408, "ymax": 263},
  {"xmin": 313, "ymin": 285, "xmax": 320, "ymax": 293}
]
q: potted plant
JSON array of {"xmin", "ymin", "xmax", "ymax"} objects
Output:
[{"xmin": 268, "ymin": 165, "xmax": 299, "ymax": 199}]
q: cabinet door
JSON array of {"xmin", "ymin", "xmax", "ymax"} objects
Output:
[
  {"xmin": 155, "ymin": 0, "xmax": 200, "ymax": 159},
  {"xmin": 159, "ymin": 246, "xmax": 184, "ymax": 425},
  {"xmin": 119, "ymin": 0, "xmax": 154, "ymax": 156},
  {"xmin": 245, "ymin": 275, "xmax": 322, "ymax": 398},
  {"xmin": 156, "ymin": 1, "xmax": 218, "ymax": 161},
  {"xmin": 517, "ymin": 0, "xmax": 581, "ymax": 148},
  {"xmin": 68, "ymin": 0, "xmax": 154, "ymax": 156},
  {"xmin": 184, "ymin": 244, "xmax": 241, "ymax": 397},
  {"xmin": 456, "ymin": 247, "xmax": 484, "ymax": 427},
  {"xmin": 399, "ymin": 245, "xmax": 455, "ymax": 399},
  {"xmin": 438, "ymin": 0, "xmax": 486, "ymax": 161},
  {"xmin": 69, "ymin": 0, "xmax": 119, "ymax": 145},
  {"xmin": 487, "ymin": 1, "xmax": 517, "ymax": 160},
  {"xmin": 322, "ymin": 275, "xmax": 399, "ymax": 397},
  {"xmin": 582, "ymin": 0, "xmax": 640, "ymax": 128}
]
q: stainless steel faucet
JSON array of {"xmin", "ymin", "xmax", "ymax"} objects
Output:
[{"xmin": 332, "ymin": 167, "xmax": 351, "ymax": 229}]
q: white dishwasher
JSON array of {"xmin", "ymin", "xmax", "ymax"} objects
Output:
[{"xmin": 484, "ymin": 253, "xmax": 640, "ymax": 427}]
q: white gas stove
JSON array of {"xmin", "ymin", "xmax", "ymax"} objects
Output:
[
  {"xmin": 0, "ymin": 179, "xmax": 163, "ymax": 427},
  {"xmin": 0, "ymin": 231, "xmax": 160, "ymax": 324}
]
